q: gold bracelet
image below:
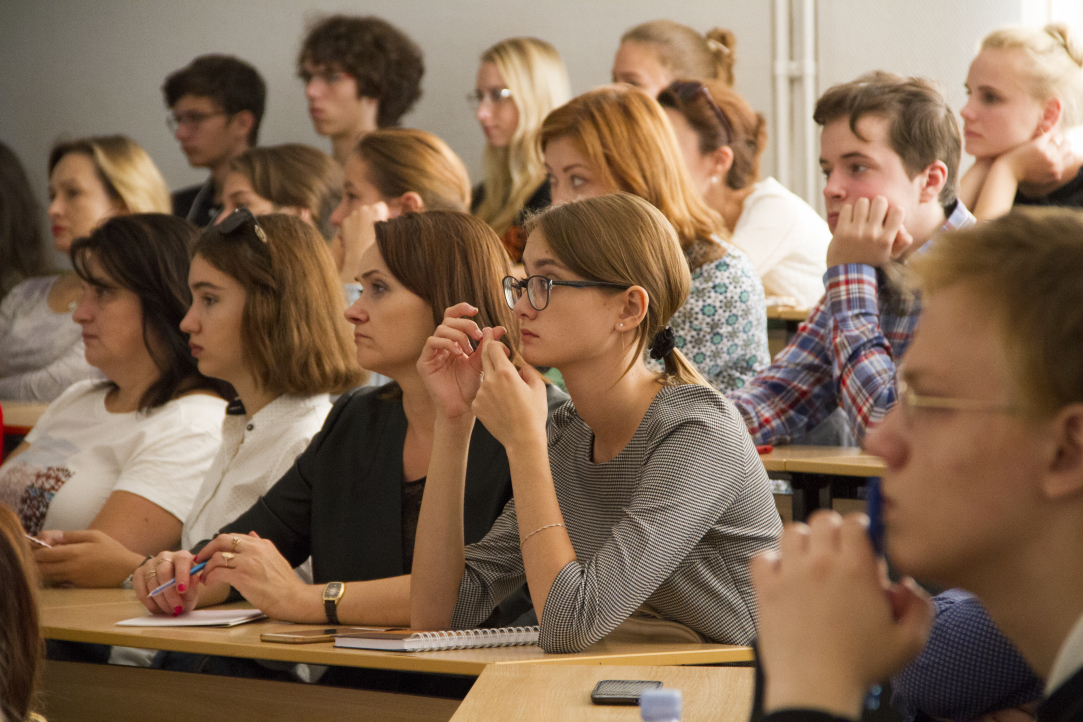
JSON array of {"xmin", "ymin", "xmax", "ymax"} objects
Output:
[{"xmin": 519, "ymin": 522, "xmax": 566, "ymax": 550}]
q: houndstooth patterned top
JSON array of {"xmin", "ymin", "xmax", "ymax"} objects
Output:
[{"xmin": 449, "ymin": 383, "xmax": 782, "ymax": 653}]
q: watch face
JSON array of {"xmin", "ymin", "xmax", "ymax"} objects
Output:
[{"xmin": 323, "ymin": 582, "xmax": 344, "ymax": 601}]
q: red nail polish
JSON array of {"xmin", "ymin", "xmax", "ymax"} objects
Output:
[
  {"xmin": 177, "ymin": 583, "xmax": 186, "ymax": 593},
  {"xmin": 173, "ymin": 606, "xmax": 183, "ymax": 616}
]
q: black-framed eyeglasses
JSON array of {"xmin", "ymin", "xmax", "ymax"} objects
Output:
[
  {"xmin": 502, "ymin": 275, "xmax": 630, "ymax": 311},
  {"xmin": 468, "ymin": 87, "xmax": 513, "ymax": 109},
  {"xmin": 217, "ymin": 208, "xmax": 268, "ymax": 244},
  {"xmin": 166, "ymin": 110, "xmax": 229, "ymax": 133},
  {"xmin": 664, "ymin": 80, "xmax": 734, "ymax": 147}
]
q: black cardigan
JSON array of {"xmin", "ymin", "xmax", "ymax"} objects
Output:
[{"xmin": 204, "ymin": 383, "xmax": 566, "ymax": 586}]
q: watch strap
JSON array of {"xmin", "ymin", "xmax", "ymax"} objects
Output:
[{"xmin": 324, "ymin": 597, "xmax": 340, "ymax": 625}]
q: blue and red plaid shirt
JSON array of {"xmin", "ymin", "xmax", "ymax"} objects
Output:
[{"xmin": 727, "ymin": 201, "xmax": 976, "ymax": 444}]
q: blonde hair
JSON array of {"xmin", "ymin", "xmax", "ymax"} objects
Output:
[
  {"xmin": 193, "ymin": 214, "xmax": 366, "ymax": 396},
  {"xmin": 980, "ymin": 23, "xmax": 1083, "ymax": 128},
  {"xmin": 910, "ymin": 206, "xmax": 1083, "ymax": 418},
  {"xmin": 229, "ymin": 144, "xmax": 342, "ymax": 239},
  {"xmin": 474, "ymin": 37, "xmax": 571, "ymax": 236},
  {"xmin": 49, "ymin": 135, "xmax": 170, "ymax": 214},
  {"xmin": 354, "ymin": 128, "xmax": 471, "ymax": 212},
  {"xmin": 540, "ymin": 84, "xmax": 727, "ymax": 268},
  {"xmin": 525, "ymin": 193, "xmax": 710, "ymax": 387},
  {"xmin": 622, "ymin": 20, "xmax": 737, "ymax": 87}
]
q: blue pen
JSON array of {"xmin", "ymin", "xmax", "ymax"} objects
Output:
[
  {"xmin": 865, "ymin": 477, "xmax": 885, "ymax": 556},
  {"xmin": 148, "ymin": 560, "xmax": 208, "ymax": 597}
]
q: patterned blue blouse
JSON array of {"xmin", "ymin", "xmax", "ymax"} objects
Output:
[{"xmin": 651, "ymin": 237, "xmax": 769, "ymax": 392}]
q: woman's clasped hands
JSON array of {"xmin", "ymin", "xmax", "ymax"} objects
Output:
[
  {"xmin": 418, "ymin": 303, "xmax": 548, "ymax": 448},
  {"xmin": 133, "ymin": 531, "xmax": 305, "ymax": 618}
]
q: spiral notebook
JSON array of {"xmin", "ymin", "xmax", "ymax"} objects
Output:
[{"xmin": 334, "ymin": 625, "xmax": 539, "ymax": 652}]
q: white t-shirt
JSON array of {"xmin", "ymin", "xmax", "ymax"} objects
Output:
[
  {"xmin": 730, "ymin": 177, "xmax": 831, "ymax": 308},
  {"xmin": 0, "ymin": 380, "xmax": 226, "ymax": 535},
  {"xmin": 182, "ymin": 394, "xmax": 331, "ymax": 549}
]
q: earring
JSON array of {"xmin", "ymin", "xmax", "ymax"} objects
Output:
[
  {"xmin": 619, "ymin": 323, "xmax": 624, "ymax": 327},
  {"xmin": 710, "ymin": 176, "xmax": 720, "ymax": 184}
]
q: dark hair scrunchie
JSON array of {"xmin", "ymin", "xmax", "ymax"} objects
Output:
[{"xmin": 648, "ymin": 326, "xmax": 676, "ymax": 360}]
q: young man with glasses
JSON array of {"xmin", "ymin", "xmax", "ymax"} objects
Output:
[
  {"xmin": 751, "ymin": 207, "xmax": 1083, "ymax": 721},
  {"xmin": 162, "ymin": 55, "xmax": 266, "ymax": 227},
  {"xmin": 297, "ymin": 15, "xmax": 424, "ymax": 165}
]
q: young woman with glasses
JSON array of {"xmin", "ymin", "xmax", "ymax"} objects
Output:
[
  {"xmin": 412, "ymin": 193, "xmax": 782, "ymax": 653},
  {"xmin": 469, "ymin": 37, "xmax": 571, "ymax": 263},
  {"xmin": 134, "ymin": 212, "xmax": 564, "ymax": 646},
  {"xmin": 539, "ymin": 84, "xmax": 769, "ymax": 392},
  {"xmin": 659, "ymin": 79, "xmax": 831, "ymax": 308}
]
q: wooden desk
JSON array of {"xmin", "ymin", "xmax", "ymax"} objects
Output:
[
  {"xmin": 758, "ymin": 446, "xmax": 885, "ymax": 521},
  {"xmin": 451, "ymin": 664, "xmax": 753, "ymax": 721},
  {"xmin": 2, "ymin": 400, "xmax": 49, "ymax": 433},
  {"xmin": 41, "ymin": 589, "xmax": 752, "ymax": 722},
  {"xmin": 765, "ymin": 305, "xmax": 811, "ymax": 358},
  {"xmin": 765, "ymin": 305, "xmax": 811, "ymax": 322}
]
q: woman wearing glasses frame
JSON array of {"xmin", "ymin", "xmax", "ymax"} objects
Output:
[{"xmin": 412, "ymin": 193, "xmax": 781, "ymax": 653}]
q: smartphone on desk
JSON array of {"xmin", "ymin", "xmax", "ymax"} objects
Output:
[
  {"xmin": 591, "ymin": 679, "xmax": 663, "ymax": 705},
  {"xmin": 260, "ymin": 626, "xmax": 399, "ymax": 644}
]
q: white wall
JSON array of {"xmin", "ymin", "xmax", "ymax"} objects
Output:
[{"xmin": 0, "ymin": 0, "xmax": 773, "ymax": 230}]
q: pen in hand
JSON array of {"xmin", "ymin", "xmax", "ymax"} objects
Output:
[{"xmin": 148, "ymin": 560, "xmax": 208, "ymax": 598}]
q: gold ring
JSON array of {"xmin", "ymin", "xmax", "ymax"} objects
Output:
[
  {"xmin": 222, "ymin": 552, "xmax": 236, "ymax": 568},
  {"xmin": 231, "ymin": 536, "xmax": 241, "ymax": 553},
  {"xmin": 159, "ymin": 557, "xmax": 174, "ymax": 567},
  {"xmin": 145, "ymin": 570, "xmax": 158, "ymax": 580}
]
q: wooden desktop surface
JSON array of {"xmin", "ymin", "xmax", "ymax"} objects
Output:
[
  {"xmin": 40, "ymin": 588, "xmax": 753, "ymax": 676},
  {"xmin": 759, "ymin": 445, "xmax": 885, "ymax": 477},
  {"xmin": 2, "ymin": 400, "xmax": 48, "ymax": 431},
  {"xmin": 451, "ymin": 664, "xmax": 754, "ymax": 722},
  {"xmin": 765, "ymin": 305, "xmax": 811, "ymax": 322}
]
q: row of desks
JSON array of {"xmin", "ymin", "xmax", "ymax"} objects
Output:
[
  {"xmin": 40, "ymin": 588, "xmax": 755, "ymax": 721},
  {"xmin": 759, "ymin": 445, "xmax": 885, "ymax": 521}
]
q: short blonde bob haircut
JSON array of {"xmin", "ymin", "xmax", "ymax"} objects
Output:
[
  {"xmin": 980, "ymin": 23, "xmax": 1083, "ymax": 128},
  {"xmin": 228, "ymin": 144, "xmax": 342, "ymax": 240},
  {"xmin": 354, "ymin": 128, "xmax": 471, "ymax": 213},
  {"xmin": 524, "ymin": 192, "xmax": 710, "ymax": 387},
  {"xmin": 540, "ymin": 84, "xmax": 727, "ymax": 269},
  {"xmin": 910, "ymin": 206, "xmax": 1083, "ymax": 418},
  {"xmin": 474, "ymin": 37, "xmax": 571, "ymax": 236},
  {"xmin": 49, "ymin": 135, "xmax": 170, "ymax": 215},
  {"xmin": 192, "ymin": 214, "xmax": 366, "ymax": 396}
]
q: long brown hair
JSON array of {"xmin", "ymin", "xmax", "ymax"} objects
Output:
[
  {"xmin": 355, "ymin": 128, "xmax": 471, "ymax": 212},
  {"xmin": 375, "ymin": 211, "xmax": 523, "ymax": 367},
  {"xmin": 524, "ymin": 193, "xmax": 709, "ymax": 387},
  {"xmin": 657, "ymin": 79, "xmax": 767, "ymax": 190},
  {"xmin": 540, "ymin": 84, "xmax": 727, "ymax": 269},
  {"xmin": 193, "ymin": 214, "xmax": 366, "ymax": 396},
  {"xmin": 0, "ymin": 504, "xmax": 42, "ymax": 722}
]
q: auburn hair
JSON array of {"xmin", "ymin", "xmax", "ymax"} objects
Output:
[
  {"xmin": 192, "ymin": 214, "xmax": 366, "ymax": 396},
  {"xmin": 540, "ymin": 84, "xmax": 727, "ymax": 269}
]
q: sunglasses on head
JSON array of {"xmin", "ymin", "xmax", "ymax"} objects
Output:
[
  {"xmin": 665, "ymin": 80, "xmax": 734, "ymax": 147},
  {"xmin": 217, "ymin": 208, "xmax": 267, "ymax": 244}
]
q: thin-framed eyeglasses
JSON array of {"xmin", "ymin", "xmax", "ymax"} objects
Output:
[
  {"xmin": 502, "ymin": 275, "xmax": 630, "ymax": 311},
  {"xmin": 895, "ymin": 373, "xmax": 1018, "ymax": 424},
  {"xmin": 217, "ymin": 208, "xmax": 268, "ymax": 244},
  {"xmin": 166, "ymin": 111, "xmax": 229, "ymax": 133},
  {"xmin": 468, "ymin": 87, "xmax": 513, "ymax": 109},
  {"xmin": 664, "ymin": 80, "xmax": 734, "ymax": 147}
]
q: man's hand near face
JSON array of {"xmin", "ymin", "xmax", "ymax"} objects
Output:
[{"xmin": 827, "ymin": 196, "xmax": 914, "ymax": 268}]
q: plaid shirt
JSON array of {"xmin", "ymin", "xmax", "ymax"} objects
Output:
[{"xmin": 727, "ymin": 201, "xmax": 976, "ymax": 444}]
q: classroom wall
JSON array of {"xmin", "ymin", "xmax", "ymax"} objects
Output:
[{"xmin": 0, "ymin": 0, "xmax": 774, "ymax": 232}]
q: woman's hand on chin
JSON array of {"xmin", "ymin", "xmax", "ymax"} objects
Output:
[
  {"xmin": 195, "ymin": 532, "xmax": 307, "ymax": 621},
  {"xmin": 472, "ymin": 329, "xmax": 548, "ymax": 452},
  {"xmin": 419, "ymin": 303, "xmax": 508, "ymax": 420},
  {"xmin": 999, "ymin": 130, "xmax": 1078, "ymax": 185}
]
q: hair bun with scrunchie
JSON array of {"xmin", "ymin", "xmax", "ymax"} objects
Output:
[{"xmin": 649, "ymin": 327, "xmax": 676, "ymax": 360}]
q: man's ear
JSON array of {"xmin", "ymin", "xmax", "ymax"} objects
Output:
[
  {"xmin": 616, "ymin": 285, "xmax": 650, "ymax": 331},
  {"xmin": 1043, "ymin": 404, "xmax": 1083, "ymax": 500},
  {"xmin": 396, "ymin": 191, "xmax": 424, "ymax": 214},
  {"xmin": 229, "ymin": 110, "xmax": 256, "ymax": 145},
  {"xmin": 918, "ymin": 160, "xmax": 948, "ymax": 204},
  {"xmin": 1039, "ymin": 97, "xmax": 1064, "ymax": 135}
]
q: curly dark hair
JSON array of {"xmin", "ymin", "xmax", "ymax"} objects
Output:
[
  {"xmin": 163, "ymin": 54, "xmax": 266, "ymax": 146},
  {"xmin": 298, "ymin": 15, "xmax": 424, "ymax": 127}
]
